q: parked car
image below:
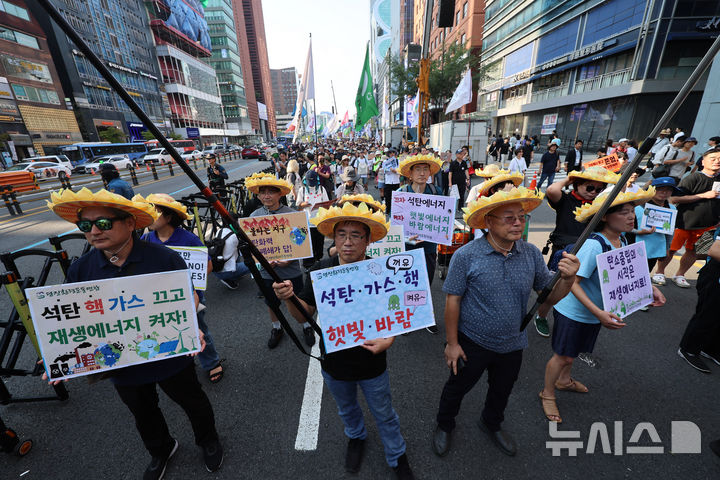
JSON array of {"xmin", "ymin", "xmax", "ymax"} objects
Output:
[
  {"xmin": 202, "ymin": 145, "xmax": 225, "ymax": 156},
  {"xmin": 25, "ymin": 155, "xmax": 73, "ymax": 170},
  {"xmin": 75, "ymin": 155, "xmax": 133, "ymax": 174},
  {"xmin": 181, "ymin": 149, "xmax": 203, "ymax": 161},
  {"xmin": 227, "ymin": 145, "xmax": 241, "ymax": 152},
  {"xmin": 143, "ymin": 148, "xmax": 173, "ymax": 165},
  {"xmin": 241, "ymin": 146, "xmax": 262, "ymax": 159},
  {"xmin": 2, "ymin": 161, "xmax": 72, "ymax": 180}
]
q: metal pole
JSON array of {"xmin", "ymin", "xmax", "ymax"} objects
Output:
[
  {"xmin": 331, "ymin": 80, "xmax": 338, "ymax": 116},
  {"xmin": 521, "ymin": 33, "xmax": 720, "ymax": 331},
  {"xmin": 36, "ymin": 0, "xmax": 324, "ymax": 358},
  {"xmin": 309, "ymin": 33, "xmax": 318, "ymax": 145}
]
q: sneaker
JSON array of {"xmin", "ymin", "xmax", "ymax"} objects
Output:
[
  {"xmin": 143, "ymin": 439, "xmax": 178, "ymax": 480},
  {"xmin": 345, "ymin": 438, "xmax": 365, "ymax": 473},
  {"xmin": 671, "ymin": 275, "xmax": 691, "ymax": 288},
  {"xmin": 534, "ymin": 315, "xmax": 550, "ymax": 337},
  {"xmin": 303, "ymin": 326, "xmax": 315, "ymax": 347},
  {"xmin": 426, "ymin": 325, "xmax": 439, "ymax": 334},
  {"xmin": 677, "ymin": 348, "xmax": 711, "ymax": 373},
  {"xmin": 392, "ymin": 453, "xmax": 415, "ymax": 480},
  {"xmin": 700, "ymin": 351, "xmax": 720, "ymax": 366},
  {"xmin": 220, "ymin": 278, "xmax": 238, "ymax": 290},
  {"xmin": 268, "ymin": 328, "xmax": 284, "ymax": 349},
  {"xmin": 651, "ymin": 273, "xmax": 666, "ymax": 286},
  {"xmin": 202, "ymin": 439, "xmax": 224, "ymax": 473}
]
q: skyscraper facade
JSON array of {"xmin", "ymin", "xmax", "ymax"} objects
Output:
[{"xmin": 270, "ymin": 67, "xmax": 297, "ymax": 116}]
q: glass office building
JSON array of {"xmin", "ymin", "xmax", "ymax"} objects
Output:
[{"xmin": 479, "ymin": 0, "xmax": 720, "ymax": 151}]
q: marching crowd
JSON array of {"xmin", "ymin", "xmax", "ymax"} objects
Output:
[{"xmin": 39, "ymin": 131, "xmax": 720, "ymax": 479}]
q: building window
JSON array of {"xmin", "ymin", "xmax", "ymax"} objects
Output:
[
  {"xmin": 463, "ymin": 2, "xmax": 468, "ymax": 18},
  {"xmin": 456, "ymin": 11, "xmax": 460, "ymax": 25},
  {"xmin": 0, "ymin": 0, "xmax": 30, "ymax": 21},
  {"xmin": 0, "ymin": 27, "xmax": 39, "ymax": 49},
  {"xmin": 461, "ymin": 33, "xmax": 466, "ymax": 45}
]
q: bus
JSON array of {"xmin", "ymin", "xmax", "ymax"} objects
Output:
[
  {"xmin": 144, "ymin": 139, "xmax": 196, "ymax": 153},
  {"xmin": 59, "ymin": 142, "xmax": 148, "ymax": 165}
]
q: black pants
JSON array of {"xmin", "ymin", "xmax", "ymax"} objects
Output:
[
  {"xmin": 384, "ymin": 183, "xmax": 400, "ymax": 215},
  {"xmin": 436, "ymin": 333, "xmax": 523, "ymax": 433},
  {"xmin": 679, "ymin": 261, "xmax": 720, "ymax": 356},
  {"xmin": 114, "ymin": 363, "xmax": 219, "ymax": 458}
]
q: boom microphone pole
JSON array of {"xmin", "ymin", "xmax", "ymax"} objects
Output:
[
  {"xmin": 521, "ymin": 34, "xmax": 720, "ymax": 332},
  {"xmin": 37, "ymin": 0, "xmax": 325, "ymax": 359}
]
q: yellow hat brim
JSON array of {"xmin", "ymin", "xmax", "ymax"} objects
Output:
[
  {"xmin": 312, "ymin": 202, "xmax": 389, "ymax": 243},
  {"xmin": 336, "ymin": 194, "xmax": 386, "ymax": 213},
  {"xmin": 568, "ymin": 168, "xmax": 620, "ymax": 184},
  {"xmin": 47, "ymin": 188, "xmax": 159, "ymax": 229},
  {"xmin": 135, "ymin": 194, "xmax": 191, "ymax": 220},
  {"xmin": 245, "ymin": 177, "xmax": 292, "ymax": 196},
  {"xmin": 463, "ymin": 187, "xmax": 544, "ymax": 229},
  {"xmin": 574, "ymin": 187, "xmax": 656, "ymax": 223},
  {"xmin": 398, "ymin": 155, "xmax": 442, "ymax": 178},
  {"xmin": 478, "ymin": 172, "xmax": 525, "ymax": 196}
]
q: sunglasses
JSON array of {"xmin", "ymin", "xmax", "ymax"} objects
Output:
[
  {"xmin": 76, "ymin": 217, "xmax": 123, "ymax": 232},
  {"xmin": 583, "ymin": 184, "xmax": 605, "ymax": 193}
]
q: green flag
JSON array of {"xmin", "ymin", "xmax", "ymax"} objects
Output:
[{"xmin": 355, "ymin": 44, "xmax": 379, "ymax": 131}]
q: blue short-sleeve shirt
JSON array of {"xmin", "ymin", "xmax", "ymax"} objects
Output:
[{"xmin": 442, "ymin": 236, "xmax": 553, "ymax": 353}]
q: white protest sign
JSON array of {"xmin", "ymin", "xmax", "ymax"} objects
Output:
[
  {"xmin": 390, "ymin": 191, "xmax": 456, "ymax": 245},
  {"xmin": 168, "ymin": 246, "xmax": 208, "ymax": 290},
  {"xmin": 310, "ymin": 249, "xmax": 435, "ymax": 353},
  {"xmin": 596, "ymin": 242, "xmax": 653, "ymax": 318},
  {"xmin": 26, "ymin": 270, "xmax": 199, "ymax": 380},
  {"xmin": 638, "ymin": 203, "xmax": 677, "ymax": 236},
  {"xmin": 367, "ymin": 224, "xmax": 405, "ymax": 258}
]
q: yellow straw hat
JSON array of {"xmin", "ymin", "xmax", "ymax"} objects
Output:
[
  {"xmin": 312, "ymin": 201, "xmax": 390, "ymax": 243},
  {"xmin": 134, "ymin": 193, "xmax": 190, "ymax": 220},
  {"xmin": 463, "ymin": 187, "xmax": 544, "ymax": 229},
  {"xmin": 398, "ymin": 154, "xmax": 443, "ymax": 177},
  {"xmin": 244, "ymin": 172, "xmax": 292, "ymax": 196},
  {"xmin": 47, "ymin": 187, "xmax": 159, "ymax": 229},
  {"xmin": 568, "ymin": 165, "xmax": 621, "ymax": 185},
  {"xmin": 475, "ymin": 163, "xmax": 502, "ymax": 178},
  {"xmin": 574, "ymin": 187, "xmax": 656, "ymax": 223},
  {"xmin": 478, "ymin": 171, "xmax": 525, "ymax": 197},
  {"xmin": 336, "ymin": 193, "xmax": 386, "ymax": 213}
]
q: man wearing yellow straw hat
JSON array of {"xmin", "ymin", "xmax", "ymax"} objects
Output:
[
  {"xmin": 46, "ymin": 187, "xmax": 224, "ymax": 476},
  {"xmin": 467, "ymin": 166, "xmax": 524, "ymax": 204},
  {"xmin": 432, "ymin": 187, "xmax": 580, "ymax": 458},
  {"xmin": 272, "ymin": 202, "xmax": 415, "ymax": 479},
  {"xmin": 138, "ymin": 193, "xmax": 226, "ymax": 384},
  {"xmin": 245, "ymin": 173, "xmax": 315, "ymax": 349}
]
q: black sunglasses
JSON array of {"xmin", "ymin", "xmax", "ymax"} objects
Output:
[
  {"xmin": 583, "ymin": 184, "xmax": 605, "ymax": 193},
  {"xmin": 76, "ymin": 217, "xmax": 123, "ymax": 232}
]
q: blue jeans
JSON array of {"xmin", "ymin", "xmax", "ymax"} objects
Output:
[
  {"xmin": 196, "ymin": 310, "xmax": 221, "ymax": 371},
  {"xmin": 537, "ymin": 171, "xmax": 555, "ymax": 190},
  {"xmin": 322, "ymin": 370, "xmax": 406, "ymax": 467},
  {"xmin": 213, "ymin": 261, "xmax": 250, "ymax": 281}
]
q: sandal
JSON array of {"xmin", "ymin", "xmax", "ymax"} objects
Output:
[
  {"xmin": 672, "ymin": 276, "xmax": 691, "ymax": 288},
  {"xmin": 208, "ymin": 359, "xmax": 226, "ymax": 384},
  {"xmin": 539, "ymin": 391, "xmax": 562, "ymax": 423},
  {"xmin": 651, "ymin": 273, "xmax": 666, "ymax": 286},
  {"xmin": 555, "ymin": 378, "xmax": 588, "ymax": 393}
]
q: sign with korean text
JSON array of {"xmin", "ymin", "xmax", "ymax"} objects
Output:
[
  {"xmin": 310, "ymin": 250, "xmax": 435, "ymax": 353},
  {"xmin": 168, "ymin": 246, "xmax": 209, "ymax": 290},
  {"xmin": 366, "ymin": 224, "xmax": 405, "ymax": 258},
  {"xmin": 584, "ymin": 153, "xmax": 621, "ymax": 172},
  {"xmin": 26, "ymin": 271, "xmax": 199, "ymax": 381},
  {"xmin": 638, "ymin": 204, "xmax": 677, "ymax": 236},
  {"xmin": 596, "ymin": 242, "xmax": 653, "ymax": 318},
  {"xmin": 391, "ymin": 191, "xmax": 455, "ymax": 245},
  {"xmin": 239, "ymin": 211, "xmax": 312, "ymax": 261},
  {"xmin": 541, "ymin": 113, "xmax": 558, "ymax": 135}
]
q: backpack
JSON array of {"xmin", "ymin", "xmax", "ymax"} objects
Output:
[
  {"xmin": 548, "ymin": 233, "xmax": 626, "ymax": 272},
  {"xmin": 207, "ymin": 229, "xmax": 235, "ymax": 271}
]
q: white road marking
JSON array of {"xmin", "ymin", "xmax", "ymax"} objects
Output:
[{"xmin": 294, "ymin": 339, "xmax": 324, "ymax": 451}]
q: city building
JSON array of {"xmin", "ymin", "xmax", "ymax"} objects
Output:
[
  {"xmin": 204, "ymin": 0, "xmax": 252, "ymax": 139},
  {"xmin": 0, "ymin": 0, "xmax": 82, "ymax": 161},
  {"xmin": 270, "ymin": 67, "xmax": 297, "ymax": 116},
  {"xmin": 145, "ymin": 0, "xmax": 228, "ymax": 145},
  {"xmin": 479, "ymin": 0, "xmax": 718, "ymax": 151},
  {"xmin": 29, "ymin": 0, "xmax": 168, "ymax": 143},
  {"xmin": 234, "ymin": 0, "xmax": 276, "ymax": 140},
  {"xmin": 274, "ymin": 112, "xmax": 293, "ymax": 135}
]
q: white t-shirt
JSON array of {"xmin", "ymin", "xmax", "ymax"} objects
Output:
[
  {"xmin": 218, "ymin": 227, "xmax": 239, "ymax": 272},
  {"xmin": 627, "ymin": 146, "xmax": 638, "ymax": 162},
  {"xmin": 508, "ymin": 157, "xmax": 527, "ymax": 175},
  {"xmin": 356, "ymin": 156, "xmax": 370, "ymax": 175}
]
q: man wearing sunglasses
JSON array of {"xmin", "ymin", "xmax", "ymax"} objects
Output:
[{"xmin": 46, "ymin": 188, "xmax": 224, "ymax": 478}]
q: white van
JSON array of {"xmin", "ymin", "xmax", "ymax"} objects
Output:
[
  {"xmin": 25, "ymin": 155, "xmax": 73, "ymax": 170},
  {"xmin": 143, "ymin": 148, "xmax": 172, "ymax": 165}
]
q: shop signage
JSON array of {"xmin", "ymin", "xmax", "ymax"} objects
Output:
[{"xmin": 534, "ymin": 39, "xmax": 617, "ymax": 74}]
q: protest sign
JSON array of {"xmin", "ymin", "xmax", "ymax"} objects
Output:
[
  {"xmin": 596, "ymin": 242, "xmax": 653, "ymax": 318},
  {"xmin": 239, "ymin": 211, "xmax": 312, "ymax": 261},
  {"xmin": 26, "ymin": 270, "xmax": 199, "ymax": 380},
  {"xmin": 391, "ymin": 191, "xmax": 455, "ymax": 245},
  {"xmin": 583, "ymin": 153, "xmax": 621, "ymax": 172},
  {"xmin": 168, "ymin": 246, "xmax": 208, "ymax": 290},
  {"xmin": 638, "ymin": 203, "xmax": 677, "ymax": 235},
  {"xmin": 367, "ymin": 224, "xmax": 405, "ymax": 258},
  {"xmin": 310, "ymin": 249, "xmax": 435, "ymax": 353},
  {"xmin": 541, "ymin": 113, "xmax": 558, "ymax": 135}
]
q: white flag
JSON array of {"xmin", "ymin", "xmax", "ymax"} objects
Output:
[
  {"xmin": 445, "ymin": 69, "xmax": 473, "ymax": 114},
  {"xmin": 292, "ymin": 39, "xmax": 315, "ymax": 142}
]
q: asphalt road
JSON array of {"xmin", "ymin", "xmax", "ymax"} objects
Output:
[{"xmin": 1, "ymin": 172, "xmax": 718, "ymax": 479}]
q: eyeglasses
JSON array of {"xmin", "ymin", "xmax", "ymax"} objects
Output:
[
  {"xmin": 487, "ymin": 214, "xmax": 527, "ymax": 225},
  {"xmin": 583, "ymin": 184, "xmax": 605, "ymax": 193},
  {"xmin": 76, "ymin": 217, "xmax": 122, "ymax": 232},
  {"xmin": 335, "ymin": 231, "xmax": 367, "ymax": 243}
]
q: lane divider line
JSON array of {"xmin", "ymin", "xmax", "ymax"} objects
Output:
[{"xmin": 294, "ymin": 339, "xmax": 323, "ymax": 451}]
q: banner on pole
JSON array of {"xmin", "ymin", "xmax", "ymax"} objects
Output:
[
  {"xmin": 310, "ymin": 249, "xmax": 435, "ymax": 353},
  {"xmin": 596, "ymin": 242, "xmax": 653, "ymax": 318},
  {"xmin": 391, "ymin": 191, "xmax": 456, "ymax": 245},
  {"xmin": 168, "ymin": 246, "xmax": 208, "ymax": 290},
  {"xmin": 584, "ymin": 153, "xmax": 622, "ymax": 172},
  {"xmin": 27, "ymin": 270, "xmax": 199, "ymax": 380},
  {"xmin": 239, "ymin": 211, "xmax": 313, "ymax": 261}
]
